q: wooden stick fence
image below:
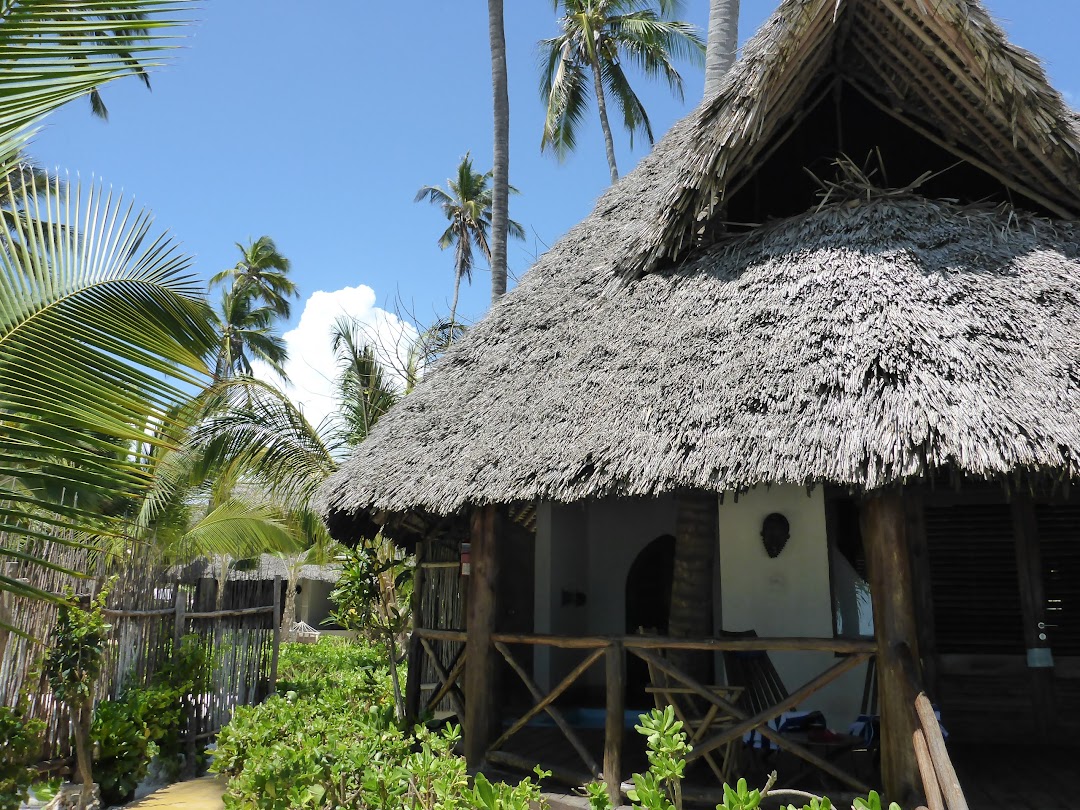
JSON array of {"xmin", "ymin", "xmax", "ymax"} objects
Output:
[
  {"xmin": 0, "ymin": 539, "xmax": 282, "ymax": 770},
  {"xmin": 413, "ymin": 627, "xmax": 876, "ymax": 800}
]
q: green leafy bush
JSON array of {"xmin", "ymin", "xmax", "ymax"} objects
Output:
[
  {"xmin": 585, "ymin": 708, "xmax": 903, "ymax": 810},
  {"xmin": 213, "ymin": 638, "xmax": 547, "ymax": 809},
  {"xmin": 92, "ymin": 697, "xmax": 155, "ymax": 806},
  {"xmin": 0, "ymin": 707, "xmax": 45, "ymax": 810}
]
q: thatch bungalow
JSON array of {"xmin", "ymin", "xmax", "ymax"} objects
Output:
[{"xmin": 320, "ymin": 0, "xmax": 1080, "ymax": 804}]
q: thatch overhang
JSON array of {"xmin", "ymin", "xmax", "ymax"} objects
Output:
[
  {"xmin": 319, "ymin": 0, "xmax": 1080, "ymax": 542},
  {"xmin": 320, "ymin": 195, "xmax": 1080, "ymax": 540}
]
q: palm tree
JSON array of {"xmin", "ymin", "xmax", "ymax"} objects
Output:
[
  {"xmin": 415, "ymin": 154, "xmax": 525, "ymax": 325},
  {"xmin": 704, "ymin": 0, "xmax": 740, "ymax": 98},
  {"xmin": 210, "ymin": 236, "xmax": 298, "ymax": 320},
  {"xmin": 488, "ymin": 0, "xmax": 511, "ymax": 302},
  {"xmin": 667, "ymin": 0, "xmax": 740, "ymax": 676},
  {"xmin": 0, "ymin": 2, "xmax": 200, "ymax": 608},
  {"xmin": 210, "ymin": 287, "xmax": 289, "ymax": 381},
  {"xmin": 540, "ymin": 0, "xmax": 705, "ymax": 183},
  {"xmin": 331, "ymin": 316, "xmax": 398, "ymax": 447}
]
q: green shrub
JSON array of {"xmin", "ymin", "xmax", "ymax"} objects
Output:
[
  {"xmin": 274, "ymin": 636, "xmax": 386, "ymax": 699},
  {"xmin": 91, "ymin": 697, "xmax": 155, "ymax": 806},
  {"xmin": 213, "ymin": 638, "xmax": 548, "ymax": 809},
  {"xmin": 0, "ymin": 707, "xmax": 45, "ymax": 810}
]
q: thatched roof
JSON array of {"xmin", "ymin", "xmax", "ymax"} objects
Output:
[
  {"xmin": 181, "ymin": 554, "xmax": 341, "ymax": 584},
  {"xmin": 319, "ymin": 0, "xmax": 1080, "ymax": 538}
]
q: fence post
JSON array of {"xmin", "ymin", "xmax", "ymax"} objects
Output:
[
  {"xmin": 174, "ymin": 584, "xmax": 198, "ymax": 779},
  {"xmin": 604, "ymin": 641, "xmax": 625, "ymax": 806},
  {"xmin": 269, "ymin": 576, "xmax": 282, "ymax": 695}
]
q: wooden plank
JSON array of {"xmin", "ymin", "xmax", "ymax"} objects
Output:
[
  {"xmin": 912, "ymin": 729, "xmax": 944, "ymax": 810},
  {"xmin": 1011, "ymin": 494, "xmax": 1056, "ymax": 741},
  {"xmin": 915, "ymin": 694, "xmax": 969, "ymax": 810},
  {"xmin": 269, "ymin": 576, "xmax": 281, "ymax": 694},
  {"xmin": 630, "ymin": 648, "xmax": 870, "ymax": 792},
  {"xmin": 487, "ymin": 646, "xmax": 606, "ymax": 755},
  {"xmin": 421, "ymin": 638, "xmax": 466, "ymax": 720},
  {"xmin": 861, "ymin": 490, "xmax": 922, "ymax": 805},
  {"xmin": 905, "ymin": 489, "xmax": 938, "ymax": 700},
  {"xmin": 489, "ymin": 631, "xmax": 875, "ymax": 654},
  {"xmin": 405, "ymin": 541, "xmax": 426, "ymax": 722},
  {"xmin": 185, "ymin": 605, "xmax": 276, "ymax": 619},
  {"xmin": 604, "ymin": 641, "xmax": 625, "ymax": 805},
  {"xmin": 492, "ymin": 641, "xmax": 600, "ymax": 777},
  {"xmin": 415, "ymin": 627, "xmax": 468, "ymax": 642},
  {"xmin": 464, "ymin": 505, "xmax": 499, "ymax": 766}
]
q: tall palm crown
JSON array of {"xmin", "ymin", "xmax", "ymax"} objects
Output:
[
  {"xmin": 539, "ymin": 0, "xmax": 704, "ymax": 183},
  {"xmin": 210, "ymin": 236, "xmax": 298, "ymax": 319},
  {"xmin": 211, "ymin": 287, "xmax": 288, "ymax": 381},
  {"xmin": 415, "ymin": 154, "xmax": 525, "ymax": 324}
]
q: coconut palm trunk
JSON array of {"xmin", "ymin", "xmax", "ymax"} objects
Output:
[
  {"xmin": 449, "ymin": 270, "xmax": 463, "ymax": 328},
  {"xmin": 589, "ymin": 49, "xmax": 621, "ymax": 183},
  {"xmin": 488, "ymin": 0, "xmax": 511, "ymax": 300},
  {"xmin": 667, "ymin": 490, "xmax": 717, "ymax": 684},
  {"xmin": 704, "ymin": 0, "xmax": 740, "ymax": 99}
]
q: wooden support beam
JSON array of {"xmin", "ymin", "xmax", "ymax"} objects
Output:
[
  {"xmin": 630, "ymin": 648, "xmax": 870, "ymax": 793},
  {"xmin": 604, "ymin": 641, "xmax": 625, "ymax": 805},
  {"xmin": 861, "ymin": 490, "xmax": 922, "ymax": 806},
  {"xmin": 405, "ymin": 542, "xmax": 426, "ymax": 723},
  {"xmin": 487, "ymin": 646, "xmax": 606, "ymax": 755},
  {"xmin": 421, "ymin": 638, "xmax": 467, "ymax": 720},
  {"xmin": 493, "ymin": 642, "xmax": 601, "ymax": 777},
  {"xmin": 912, "ymin": 729, "xmax": 944, "ymax": 810},
  {"xmin": 464, "ymin": 505, "xmax": 500, "ymax": 766},
  {"xmin": 915, "ymin": 694, "xmax": 969, "ymax": 810},
  {"xmin": 1011, "ymin": 494, "xmax": 1056, "ymax": 741}
]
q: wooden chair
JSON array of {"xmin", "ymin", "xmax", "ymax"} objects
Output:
[
  {"xmin": 639, "ymin": 630, "xmax": 744, "ymax": 785},
  {"xmin": 720, "ymin": 629, "xmax": 867, "ymax": 787}
]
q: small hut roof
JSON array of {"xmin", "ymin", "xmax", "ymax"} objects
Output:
[
  {"xmin": 318, "ymin": 0, "xmax": 1080, "ymax": 538},
  {"xmin": 181, "ymin": 554, "xmax": 341, "ymax": 584}
]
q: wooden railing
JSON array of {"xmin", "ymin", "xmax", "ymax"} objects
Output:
[
  {"xmin": 415, "ymin": 628, "xmax": 875, "ymax": 801},
  {"xmin": 894, "ymin": 643, "xmax": 968, "ymax": 810}
]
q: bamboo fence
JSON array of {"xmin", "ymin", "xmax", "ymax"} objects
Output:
[{"xmin": 0, "ymin": 538, "xmax": 280, "ymax": 770}]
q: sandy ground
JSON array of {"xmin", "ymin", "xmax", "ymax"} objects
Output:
[{"xmin": 122, "ymin": 776, "xmax": 226, "ymax": 810}]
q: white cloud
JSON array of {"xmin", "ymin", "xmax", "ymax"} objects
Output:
[{"xmin": 255, "ymin": 285, "xmax": 418, "ymax": 433}]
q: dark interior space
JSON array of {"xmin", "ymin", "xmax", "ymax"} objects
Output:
[{"xmin": 721, "ymin": 79, "xmax": 1054, "ymax": 231}]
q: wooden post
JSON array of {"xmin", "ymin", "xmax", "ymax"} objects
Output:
[
  {"xmin": 604, "ymin": 641, "xmax": 625, "ymax": 805},
  {"xmin": 464, "ymin": 505, "xmax": 500, "ymax": 766},
  {"xmin": 173, "ymin": 585, "xmax": 186, "ymax": 649},
  {"xmin": 860, "ymin": 489, "xmax": 922, "ymax": 806},
  {"xmin": 269, "ymin": 576, "xmax": 282, "ymax": 694},
  {"xmin": 405, "ymin": 541, "xmax": 427, "ymax": 723},
  {"xmin": 1011, "ymin": 494, "xmax": 1056, "ymax": 740}
]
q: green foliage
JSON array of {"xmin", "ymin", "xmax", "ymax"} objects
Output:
[
  {"xmin": 44, "ymin": 587, "xmax": 111, "ymax": 708},
  {"xmin": 328, "ymin": 542, "xmax": 413, "ymax": 636},
  {"xmin": 0, "ymin": 707, "xmax": 44, "ymax": 810},
  {"xmin": 717, "ymin": 779, "xmax": 761, "ymax": 810},
  {"xmin": 782, "ymin": 798, "xmax": 832, "ymax": 810},
  {"xmin": 275, "ymin": 636, "xmax": 385, "ymax": 699},
  {"xmin": 853, "ymin": 791, "xmax": 901, "ymax": 810},
  {"xmin": 91, "ymin": 697, "xmax": 156, "ymax": 806},
  {"xmin": 213, "ymin": 639, "xmax": 548, "ymax": 810}
]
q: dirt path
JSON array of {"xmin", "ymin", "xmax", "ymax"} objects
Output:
[{"xmin": 123, "ymin": 776, "xmax": 226, "ymax": 809}]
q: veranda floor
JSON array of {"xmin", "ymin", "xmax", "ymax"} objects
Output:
[{"xmin": 493, "ymin": 729, "xmax": 1079, "ymax": 809}]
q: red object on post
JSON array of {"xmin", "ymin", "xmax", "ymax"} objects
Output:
[{"xmin": 460, "ymin": 542, "xmax": 471, "ymax": 576}]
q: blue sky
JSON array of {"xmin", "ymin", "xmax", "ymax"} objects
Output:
[{"xmin": 29, "ymin": 1, "xmax": 1080, "ymax": 423}]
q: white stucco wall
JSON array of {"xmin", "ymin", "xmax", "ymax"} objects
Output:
[
  {"xmin": 532, "ymin": 487, "xmax": 867, "ymax": 726},
  {"xmin": 718, "ymin": 486, "xmax": 867, "ymax": 726}
]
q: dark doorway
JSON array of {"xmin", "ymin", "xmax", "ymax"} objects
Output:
[{"xmin": 625, "ymin": 534, "xmax": 676, "ymax": 708}]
